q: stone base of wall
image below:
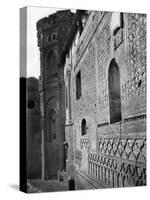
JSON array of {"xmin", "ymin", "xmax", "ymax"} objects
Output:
[
  {"xmin": 75, "ymin": 169, "xmax": 105, "ymax": 190},
  {"xmin": 27, "ymin": 142, "xmax": 41, "ymax": 179}
]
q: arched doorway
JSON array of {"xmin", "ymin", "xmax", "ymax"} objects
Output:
[{"xmin": 108, "ymin": 59, "xmax": 122, "ymax": 124}]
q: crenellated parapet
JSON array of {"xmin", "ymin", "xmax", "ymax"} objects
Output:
[
  {"xmin": 36, "ymin": 10, "xmax": 74, "ymax": 51},
  {"xmin": 36, "ymin": 10, "xmax": 75, "ymax": 85}
]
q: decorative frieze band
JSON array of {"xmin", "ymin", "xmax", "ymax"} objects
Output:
[
  {"xmin": 98, "ymin": 137, "xmax": 146, "ymax": 163},
  {"xmin": 97, "ymin": 114, "xmax": 146, "ymax": 129},
  {"xmin": 80, "ymin": 138, "xmax": 89, "ymax": 149},
  {"xmin": 124, "ymin": 114, "xmax": 146, "ymax": 123},
  {"xmin": 97, "ymin": 122, "xmax": 109, "ymax": 128}
]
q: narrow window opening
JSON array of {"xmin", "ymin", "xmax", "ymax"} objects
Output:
[
  {"xmin": 65, "ymin": 86, "xmax": 68, "ymax": 108},
  {"xmin": 76, "ymin": 70, "xmax": 82, "ymax": 100},
  {"xmin": 120, "ymin": 13, "xmax": 124, "ymax": 28},
  {"xmin": 52, "ymin": 34, "xmax": 56, "ymax": 40},
  {"xmin": 108, "ymin": 59, "xmax": 122, "ymax": 124},
  {"xmin": 79, "ymin": 19, "xmax": 83, "ymax": 36},
  {"xmin": 138, "ymin": 80, "xmax": 142, "ymax": 88},
  {"xmin": 81, "ymin": 119, "xmax": 87, "ymax": 136},
  {"xmin": 48, "ymin": 33, "xmax": 57, "ymax": 42}
]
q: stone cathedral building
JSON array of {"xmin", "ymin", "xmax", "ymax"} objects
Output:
[{"xmin": 37, "ymin": 10, "xmax": 146, "ymax": 189}]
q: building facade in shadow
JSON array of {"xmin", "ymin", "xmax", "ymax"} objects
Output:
[{"xmin": 36, "ymin": 10, "xmax": 74, "ymax": 180}]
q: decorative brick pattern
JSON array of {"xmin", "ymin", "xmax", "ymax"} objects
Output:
[
  {"xmin": 122, "ymin": 13, "xmax": 146, "ymax": 100},
  {"xmin": 124, "ymin": 114, "xmax": 146, "ymax": 123},
  {"xmin": 88, "ymin": 146, "xmax": 146, "ymax": 187},
  {"xmin": 98, "ymin": 137, "xmax": 146, "ymax": 163},
  {"xmin": 97, "ymin": 24, "xmax": 111, "ymax": 81},
  {"xmin": 96, "ymin": 24, "xmax": 111, "ymax": 111},
  {"xmin": 80, "ymin": 138, "xmax": 89, "ymax": 149},
  {"xmin": 63, "ymin": 11, "xmax": 146, "ymax": 189},
  {"xmin": 97, "ymin": 122, "xmax": 109, "ymax": 128},
  {"xmin": 88, "ymin": 136, "xmax": 146, "ymax": 187},
  {"xmin": 76, "ymin": 12, "xmax": 104, "ymax": 63},
  {"xmin": 74, "ymin": 42, "xmax": 97, "ymax": 117}
]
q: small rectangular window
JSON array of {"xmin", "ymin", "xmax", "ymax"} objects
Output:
[{"xmin": 76, "ymin": 70, "xmax": 82, "ymax": 100}]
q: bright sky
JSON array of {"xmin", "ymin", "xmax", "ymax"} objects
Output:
[{"xmin": 27, "ymin": 6, "xmax": 66, "ymax": 78}]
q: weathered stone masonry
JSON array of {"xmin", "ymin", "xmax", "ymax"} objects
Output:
[{"xmin": 37, "ymin": 10, "xmax": 75, "ymax": 179}]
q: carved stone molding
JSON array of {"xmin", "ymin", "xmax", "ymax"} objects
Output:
[
  {"xmin": 122, "ymin": 13, "xmax": 146, "ymax": 101},
  {"xmin": 80, "ymin": 138, "xmax": 89, "ymax": 150},
  {"xmin": 98, "ymin": 137, "xmax": 146, "ymax": 163},
  {"xmin": 88, "ymin": 150, "xmax": 146, "ymax": 187}
]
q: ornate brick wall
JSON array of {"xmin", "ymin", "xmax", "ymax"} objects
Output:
[
  {"xmin": 88, "ymin": 135, "xmax": 146, "ymax": 187},
  {"xmin": 69, "ymin": 11, "xmax": 146, "ymax": 189},
  {"xmin": 122, "ymin": 13, "xmax": 146, "ymax": 102},
  {"xmin": 96, "ymin": 24, "xmax": 111, "ymax": 111}
]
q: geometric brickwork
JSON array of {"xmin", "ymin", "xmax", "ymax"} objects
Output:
[{"xmin": 88, "ymin": 136, "xmax": 146, "ymax": 187}]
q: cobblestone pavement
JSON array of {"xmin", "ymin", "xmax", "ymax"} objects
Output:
[{"xmin": 27, "ymin": 179, "xmax": 68, "ymax": 193}]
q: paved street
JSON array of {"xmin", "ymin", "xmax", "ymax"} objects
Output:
[{"xmin": 27, "ymin": 179, "xmax": 68, "ymax": 193}]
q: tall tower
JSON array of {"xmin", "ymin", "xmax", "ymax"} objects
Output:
[{"xmin": 37, "ymin": 10, "xmax": 74, "ymax": 179}]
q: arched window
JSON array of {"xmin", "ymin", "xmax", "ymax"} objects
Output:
[
  {"xmin": 81, "ymin": 119, "xmax": 87, "ymax": 136},
  {"xmin": 108, "ymin": 59, "xmax": 121, "ymax": 124}
]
